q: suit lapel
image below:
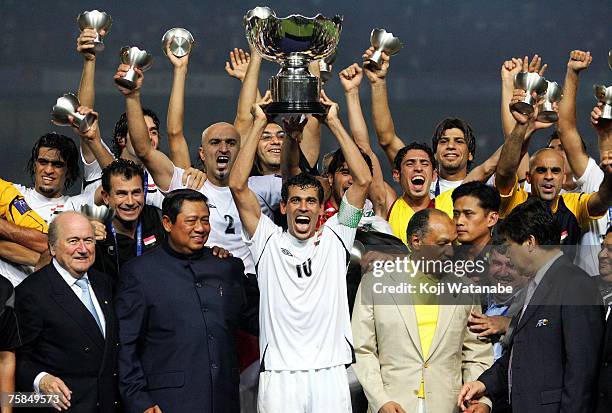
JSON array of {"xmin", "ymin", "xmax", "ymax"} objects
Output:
[
  {"xmin": 47, "ymin": 267, "xmax": 105, "ymax": 350},
  {"xmin": 389, "ymin": 271, "xmax": 424, "ymax": 359},
  {"xmin": 515, "ymin": 256, "xmax": 565, "ymax": 333},
  {"xmin": 426, "ymin": 277, "xmax": 459, "ymax": 361}
]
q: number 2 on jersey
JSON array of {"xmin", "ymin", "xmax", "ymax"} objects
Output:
[{"xmin": 224, "ymin": 214, "xmax": 235, "ymax": 234}]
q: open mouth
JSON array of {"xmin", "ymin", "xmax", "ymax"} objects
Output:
[
  {"xmin": 41, "ymin": 176, "xmax": 55, "ymax": 184},
  {"xmin": 411, "ymin": 176, "xmax": 426, "ymax": 189},
  {"xmin": 217, "ymin": 155, "xmax": 230, "ymax": 167},
  {"xmin": 268, "ymin": 148, "xmax": 281, "ymax": 154},
  {"xmin": 540, "ymin": 183, "xmax": 555, "ymax": 193},
  {"xmin": 444, "ymin": 153, "xmax": 459, "ymax": 160},
  {"xmin": 295, "ymin": 215, "xmax": 311, "ymax": 232}
]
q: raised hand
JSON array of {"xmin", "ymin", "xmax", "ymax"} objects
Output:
[
  {"xmin": 319, "ymin": 89, "xmax": 340, "ymax": 122},
  {"xmin": 501, "ymin": 57, "xmax": 523, "ymax": 83},
  {"xmin": 182, "ymin": 167, "xmax": 206, "ymax": 190},
  {"xmin": 567, "ymin": 50, "xmax": 592, "ymax": 73},
  {"xmin": 76, "ymin": 28, "xmax": 101, "ymax": 61},
  {"xmin": 225, "ymin": 48, "xmax": 251, "ymax": 82},
  {"xmin": 250, "ymin": 90, "xmax": 273, "ymax": 122},
  {"xmin": 70, "ymin": 106, "xmax": 100, "ymax": 141},
  {"xmin": 339, "ymin": 63, "xmax": 363, "ymax": 93},
  {"xmin": 165, "ymin": 41, "xmax": 190, "ymax": 69},
  {"xmin": 281, "ymin": 114, "xmax": 308, "ymax": 142},
  {"xmin": 521, "ymin": 54, "xmax": 548, "ymax": 76},
  {"xmin": 600, "ymin": 150, "xmax": 612, "ymax": 174},
  {"xmin": 591, "ymin": 102, "xmax": 612, "ymax": 134},
  {"xmin": 362, "ymin": 46, "xmax": 390, "ymax": 84},
  {"xmin": 114, "ymin": 64, "xmax": 143, "ymax": 96}
]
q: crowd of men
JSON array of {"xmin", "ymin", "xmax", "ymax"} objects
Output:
[{"xmin": 0, "ymin": 19, "xmax": 610, "ymax": 413}]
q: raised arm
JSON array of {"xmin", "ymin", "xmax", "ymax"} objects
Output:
[
  {"xmin": 591, "ymin": 102, "xmax": 612, "ymax": 153},
  {"xmin": 362, "ymin": 47, "xmax": 405, "ymax": 166},
  {"xmin": 495, "ymin": 90, "xmax": 535, "ymax": 195},
  {"xmin": 76, "ymin": 27, "xmax": 103, "ymax": 165},
  {"xmin": 321, "ymin": 91, "xmax": 372, "ymax": 209},
  {"xmin": 340, "ymin": 63, "xmax": 396, "ymax": 217},
  {"xmin": 233, "ymin": 47, "xmax": 263, "ymax": 141},
  {"xmin": 165, "ymin": 43, "xmax": 192, "ymax": 169},
  {"xmin": 500, "ymin": 56, "xmax": 547, "ymax": 139},
  {"xmin": 280, "ymin": 115, "xmax": 308, "ymax": 181},
  {"xmin": 0, "ymin": 219, "xmax": 47, "ymax": 253},
  {"xmin": 113, "ymin": 66, "xmax": 175, "ymax": 191},
  {"xmin": 229, "ymin": 92, "xmax": 273, "ymax": 237},
  {"xmin": 557, "ymin": 50, "xmax": 592, "ymax": 177},
  {"xmin": 72, "ymin": 106, "xmax": 114, "ymax": 169},
  {"xmin": 586, "ymin": 150, "xmax": 612, "ymax": 217}
]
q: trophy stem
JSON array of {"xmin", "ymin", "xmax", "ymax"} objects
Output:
[
  {"xmin": 115, "ymin": 68, "xmax": 137, "ymax": 89},
  {"xmin": 369, "ymin": 50, "xmax": 383, "ymax": 68},
  {"xmin": 93, "ymin": 33, "xmax": 105, "ymax": 52}
]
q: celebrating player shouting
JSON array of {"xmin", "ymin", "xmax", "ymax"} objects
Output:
[{"xmin": 229, "ymin": 91, "xmax": 372, "ymax": 413}]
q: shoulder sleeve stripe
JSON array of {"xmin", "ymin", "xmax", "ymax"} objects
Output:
[
  {"xmin": 254, "ymin": 233, "xmax": 275, "ymax": 276},
  {"xmin": 327, "ymin": 227, "xmax": 350, "ymax": 267}
]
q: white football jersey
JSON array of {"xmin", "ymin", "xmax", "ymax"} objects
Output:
[
  {"xmin": 168, "ymin": 166, "xmax": 281, "ymax": 274},
  {"xmin": 244, "ymin": 198, "xmax": 361, "ymax": 371}
]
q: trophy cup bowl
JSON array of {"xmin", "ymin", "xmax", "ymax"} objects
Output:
[
  {"xmin": 81, "ymin": 204, "xmax": 114, "ymax": 222},
  {"xmin": 115, "ymin": 46, "xmax": 153, "ymax": 90},
  {"xmin": 368, "ymin": 28, "xmax": 403, "ymax": 68},
  {"xmin": 511, "ymin": 72, "xmax": 548, "ymax": 115},
  {"xmin": 537, "ymin": 81, "xmax": 563, "ymax": 123},
  {"xmin": 245, "ymin": 7, "xmax": 343, "ymax": 115},
  {"xmin": 51, "ymin": 93, "xmax": 97, "ymax": 133},
  {"xmin": 162, "ymin": 28, "xmax": 195, "ymax": 58},
  {"xmin": 594, "ymin": 85, "xmax": 612, "ymax": 120},
  {"xmin": 77, "ymin": 10, "xmax": 112, "ymax": 52},
  {"xmin": 318, "ymin": 49, "xmax": 337, "ymax": 84}
]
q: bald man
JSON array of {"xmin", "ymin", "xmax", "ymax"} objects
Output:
[
  {"xmin": 114, "ymin": 64, "xmax": 281, "ymax": 276},
  {"xmin": 352, "ymin": 209, "xmax": 493, "ymax": 413},
  {"xmin": 14, "ymin": 212, "xmax": 120, "ymax": 412},
  {"xmin": 495, "ymin": 89, "xmax": 611, "ymax": 247}
]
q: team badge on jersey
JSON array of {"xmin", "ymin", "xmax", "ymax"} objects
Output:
[{"xmin": 12, "ymin": 197, "xmax": 31, "ymax": 215}]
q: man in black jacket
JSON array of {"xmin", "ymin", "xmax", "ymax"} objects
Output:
[
  {"xmin": 15, "ymin": 211, "xmax": 120, "ymax": 412},
  {"xmin": 116, "ymin": 189, "xmax": 258, "ymax": 413},
  {"xmin": 457, "ymin": 198, "xmax": 605, "ymax": 413}
]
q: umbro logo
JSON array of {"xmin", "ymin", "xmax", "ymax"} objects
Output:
[
  {"xmin": 281, "ymin": 248, "xmax": 293, "ymax": 257},
  {"xmin": 208, "ymin": 203, "xmax": 217, "ymax": 209}
]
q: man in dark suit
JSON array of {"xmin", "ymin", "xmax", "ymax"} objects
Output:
[
  {"xmin": 116, "ymin": 189, "xmax": 258, "ymax": 413},
  {"xmin": 457, "ymin": 198, "xmax": 605, "ymax": 413},
  {"xmin": 15, "ymin": 211, "xmax": 120, "ymax": 412}
]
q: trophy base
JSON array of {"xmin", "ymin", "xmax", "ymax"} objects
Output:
[
  {"xmin": 536, "ymin": 111, "xmax": 558, "ymax": 123},
  {"xmin": 511, "ymin": 102, "xmax": 534, "ymax": 115},
  {"xmin": 115, "ymin": 76, "xmax": 137, "ymax": 90},
  {"xmin": 602, "ymin": 104, "xmax": 612, "ymax": 120},
  {"xmin": 93, "ymin": 40, "xmax": 105, "ymax": 53},
  {"xmin": 264, "ymin": 101, "xmax": 327, "ymax": 115},
  {"xmin": 77, "ymin": 113, "xmax": 97, "ymax": 133}
]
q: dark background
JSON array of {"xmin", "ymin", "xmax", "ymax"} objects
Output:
[{"xmin": 1, "ymin": 0, "xmax": 609, "ymax": 192}]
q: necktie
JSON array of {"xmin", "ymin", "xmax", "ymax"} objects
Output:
[{"xmin": 75, "ymin": 277, "xmax": 103, "ymax": 334}]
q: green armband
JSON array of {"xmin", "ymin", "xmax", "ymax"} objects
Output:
[{"xmin": 337, "ymin": 196, "xmax": 363, "ymax": 228}]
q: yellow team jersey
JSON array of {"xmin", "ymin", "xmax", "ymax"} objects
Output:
[
  {"xmin": 0, "ymin": 179, "xmax": 48, "ymax": 233},
  {"xmin": 499, "ymin": 178, "xmax": 601, "ymax": 226},
  {"xmin": 388, "ymin": 190, "xmax": 454, "ymax": 244}
]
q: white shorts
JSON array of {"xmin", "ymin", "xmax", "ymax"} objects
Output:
[{"xmin": 257, "ymin": 365, "xmax": 352, "ymax": 413}]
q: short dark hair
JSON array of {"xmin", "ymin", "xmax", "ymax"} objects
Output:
[
  {"xmin": 406, "ymin": 208, "xmax": 449, "ymax": 241},
  {"xmin": 498, "ymin": 197, "xmax": 560, "ymax": 246},
  {"xmin": 112, "ymin": 108, "xmax": 160, "ymax": 158},
  {"xmin": 101, "ymin": 159, "xmax": 145, "ymax": 193},
  {"xmin": 546, "ymin": 130, "xmax": 587, "ymax": 153},
  {"xmin": 393, "ymin": 142, "xmax": 437, "ymax": 173},
  {"xmin": 27, "ymin": 132, "xmax": 80, "ymax": 190},
  {"xmin": 281, "ymin": 173, "xmax": 324, "ymax": 205},
  {"xmin": 327, "ymin": 148, "xmax": 373, "ymax": 175},
  {"xmin": 162, "ymin": 189, "xmax": 209, "ymax": 224},
  {"xmin": 451, "ymin": 181, "xmax": 501, "ymax": 212},
  {"xmin": 431, "ymin": 118, "xmax": 476, "ymax": 168}
]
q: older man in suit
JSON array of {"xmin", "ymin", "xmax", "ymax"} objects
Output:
[
  {"xmin": 116, "ymin": 189, "xmax": 258, "ymax": 413},
  {"xmin": 14, "ymin": 211, "xmax": 120, "ymax": 412},
  {"xmin": 458, "ymin": 198, "xmax": 605, "ymax": 413},
  {"xmin": 352, "ymin": 208, "xmax": 493, "ymax": 413}
]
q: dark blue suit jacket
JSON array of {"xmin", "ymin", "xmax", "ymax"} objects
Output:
[
  {"xmin": 479, "ymin": 255, "xmax": 605, "ymax": 413},
  {"xmin": 116, "ymin": 242, "xmax": 258, "ymax": 413}
]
